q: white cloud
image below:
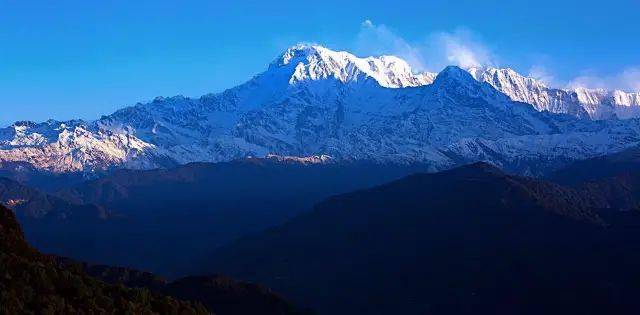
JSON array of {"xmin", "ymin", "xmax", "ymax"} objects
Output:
[
  {"xmin": 354, "ymin": 21, "xmax": 495, "ymax": 72},
  {"xmin": 620, "ymin": 68, "xmax": 640, "ymax": 92},
  {"xmin": 567, "ymin": 72, "xmax": 607, "ymax": 90},
  {"xmin": 353, "ymin": 21, "xmax": 639, "ymax": 92},
  {"xmin": 567, "ymin": 67, "xmax": 640, "ymax": 92},
  {"xmin": 429, "ymin": 29, "xmax": 495, "ymax": 69},
  {"xmin": 528, "ymin": 65, "xmax": 557, "ymax": 86},
  {"xmin": 361, "ymin": 19, "xmax": 374, "ymax": 28},
  {"xmin": 355, "ymin": 20, "xmax": 425, "ymax": 70}
]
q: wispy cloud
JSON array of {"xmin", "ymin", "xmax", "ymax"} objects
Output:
[
  {"xmin": 353, "ymin": 20, "xmax": 639, "ymax": 92},
  {"xmin": 567, "ymin": 67, "xmax": 640, "ymax": 92},
  {"xmin": 354, "ymin": 20, "xmax": 496, "ymax": 72},
  {"xmin": 428, "ymin": 29, "xmax": 496, "ymax": 69},
  {"xmin": 619, "ymin": 68, "xmax": 640, "ymax": 92},
  {"xmin": 527, "ymin": 65, "xmax": 557, "ymax": 86},
  {"xmin": 361, "ymin": 19, "xmax": 374, "ymax": 28},
  {"xmin": 355, "ymin": 20, "xmax": 425, "ymax": 70}
]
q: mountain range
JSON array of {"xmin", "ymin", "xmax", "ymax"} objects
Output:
[{"xmin": 2, "ymin": 44, "xmax": 640, "ymax": 175}]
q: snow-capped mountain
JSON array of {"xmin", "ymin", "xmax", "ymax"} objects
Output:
[
  {"xmin": 278, "ymin": 44, "xmax": 437, "ymax": 88},
  {"xmin": 0, "ymin": 120, "xmax": 160, "ymax": 173},
  {"xmin": 1, "ymin": 44, "xmax": 640, "ymax": 174},
  {"xmin": 468, "ymin": 66, "xmax": 640, "ymax": 119}
]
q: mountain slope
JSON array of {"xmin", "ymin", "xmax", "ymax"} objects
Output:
[
  {"xmin": 548, "ymin": 145, "xmax": 640, "ymax": 185},
  {"xmin": 1, "ymin": 203, "xmax": 309, "ymax": 315},
  {"xmin": 0, "ymin": 204, "xmax": 209, "ymax": 314},
  {"xmin": 546, "ymin": 146, "xmax": 640, "ymax": 210},
  {"xmin": 163, "ymin": 276, "xmax": 308, "ymax": 315},
  {"xmin": 0, "ymin": 176, "xmax": 107, "ymax": 220},
  {"xmin": 206, "ymin": 162, "xmax": 640, "ymax": 315},
  {"xmin": 54, "ymin": 257, "xmax": 309, "ymax": 315},
  {"xmin": 469, "ymin": 66, "xmax": 640, "ymax": 119},
  {"xmin": 19, "ymin": 159, "xmax": 433, "ymax": 278}
]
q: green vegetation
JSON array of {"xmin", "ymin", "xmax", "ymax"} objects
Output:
[{"xmin": 0, "ymin": 205, "xmax": 210, "ymax": 315}]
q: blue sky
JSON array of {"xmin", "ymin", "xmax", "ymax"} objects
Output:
[{"xmin": 1, "ymin": 0, "xmax": 639, "ymax": 126}]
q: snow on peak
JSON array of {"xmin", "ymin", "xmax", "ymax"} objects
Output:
[
  {"xmin": 269, "ymin": 43, "xmax": 435, "ymax": 88},
  {"xmin": 272, "ymin": 43, "xmax": 329, "ymax": 67},
  {"xmin": 470, "ymin": 67, "xmax": 547, "ymax": 88},
  {"xmin": 433, "ymin": 66, "xmax": 480, "ymax": 88},
  {"xmin": 611, "ymin": 90, "xmax": 640, "ymax": 106},
  {"xmin": 466, "ymin": 66, "xmax": 640, "ymax": 118},
  {"xmin": 573, "ymin": 87, "xmax": 608, "ymax": 105},
  {"xmin": 466, "ymin": 66, "xmax": 590, "ymax": 117},
  {"xmin": 438, "ymin": 65, "xmax": 476, "ymax": 79},
  {"xmin": 468, "ymin": 66, "xmax": 550, "ymax": 106}
]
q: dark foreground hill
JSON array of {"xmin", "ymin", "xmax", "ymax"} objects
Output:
[
  {"xmin": 0, "ymin": 204, "xmax": 208, "ymax": 314},
  {"xmin": 55, "ymin": 258, "xmax": 310, "ymax": 315},
  {"xmin": 1, "ymin": 204, "xmax": 308, "ymax": 315},
  {"xmin": 206, "ymin": 162, "xmax": 640, "ymax": 315}
]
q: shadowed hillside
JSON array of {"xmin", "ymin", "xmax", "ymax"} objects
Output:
[
  {"xmin": 1, "ymin": 204, "xmax": 310, "ymax": 315},
  {"xmin": 0, "ymin": 204, "xmax": 208, "ymax": 314},
  {"xmin": 207, "ymin": 162, "xmax": 640, "ymax": 315},
  {"xmin": 22, "ymin": 159, "xmax": 433, "ymax": 278}
]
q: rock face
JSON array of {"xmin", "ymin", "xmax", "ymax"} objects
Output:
[{"xmin": 1, "ymin": 44, "xmax": 640, "ymax": 174}]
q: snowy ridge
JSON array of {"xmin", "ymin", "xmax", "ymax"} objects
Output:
[
  {"xmin": 273, "ymin": 44, "xmax": 436, "ymax": 88},
  {"xmin": 468, "ymin": 66, "xmax": 640, "ymax": 119},
  {"xmin": 0, "ymin": 120, "xmax": 161, "ymax": 173},
  {"xmin": 2, "ymin": 44, "xmax": 640, "ymax": 174}
]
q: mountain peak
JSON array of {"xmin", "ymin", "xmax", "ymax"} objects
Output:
[
  {"xmin": 273, "ymin": 43, "xmax": 332, "ymax": 67},
  {"xmin": 473, "ymin": 66, "xmax": 548, "ymax": 88},
  {"xmin": 433, "ymin": 66, "xmax": 479, "ymax": 87},
  {"xmin": 441, "ymin": 65, "xmax": 474, "ymax": 77},
  {"xmin": 267, "ymin": 43, "xmax": 435, "ymax": 88}
]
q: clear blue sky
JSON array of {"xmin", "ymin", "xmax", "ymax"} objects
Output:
[{"xmin": 1, "ymin": 0, "xmax": 639, "ymax": 126}]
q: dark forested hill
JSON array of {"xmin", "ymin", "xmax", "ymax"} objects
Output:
[
  {"xmin": 55, "ymin": 258, "xmax": 310, "ymax": 315},
  {"xmin": 0, "ymin": 204, "xmax": 208, "ymax": 314},
  {"xmin": 1, "ymin": 204, "xmax": 308, "ymax": 315},
  {"xmin": 207, "ymin": 162, "xmax": 640, "ymax": 315}
]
